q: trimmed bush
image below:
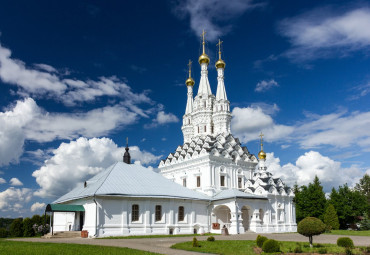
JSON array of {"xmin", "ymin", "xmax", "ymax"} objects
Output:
[
  {"xmin": 256, "ymin": 235, "xmax": 268, "ymax": 248},
  {"xmin": 318, "ymin": 247, "xmax": 327, "ymax": 254},
  {"xmin": 297, "ymin": 217, "xmax": 326, "ymax": 247},
  {"xmin": 294, "ymin": 243, "xmax": 303, "ymax": 253},
  {"xmin": 207, "ymin": 236, "xmax": 215, "ymax": 242},
  {"xmin": 345, "ymin": 247, "xmax": 353, "ymax": 255},
  {"xmin": 337, "ymin": 237, "xmax": 354, "ymax": 249},
  {"xmin": 192, "ymin": 237, "xmax": 200, "ymax": 247},
  {"xmin": 262, "ymin": 239, "xmax": 280, "ymax": 253}
]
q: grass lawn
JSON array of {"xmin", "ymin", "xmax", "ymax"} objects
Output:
[
  {"xmin": 324, "ymin": 230, "xmax": 370, "ymax": 236},
  {"xmin": 171, "ymin": 240, "xmax": 367, "ymax": 255},
  {"xmin": 0, "ymin": 239, "xmax": 159, "ymax": 255},
  {"xmin": 101, "ymin": 233, "xmax": 216, "ymax": 239}
]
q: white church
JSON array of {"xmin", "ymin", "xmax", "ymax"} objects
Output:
[{"xmin": 47, "ymin": 33, "xmax": 297, "ymax": 237}]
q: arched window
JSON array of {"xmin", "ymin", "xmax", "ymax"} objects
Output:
[
  {"xmin": 178, "ymin": 206, "xmax": 185, "ymax": 221},
  {"xmin": 220, "ymin": 175, "xmax": 225, "ymax": 187},
  {"xmin": 197, "ymin": 176, "xmax": 201, "ymax": 187},
  {"xmin": 132, "ymin": 204, "xmax": 139, "ymax": 222},
  {"xmin": 155, "ymin": 205, "xmax": 162, "ymax": 222}
]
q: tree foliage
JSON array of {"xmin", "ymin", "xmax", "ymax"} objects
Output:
[
  {"xmin": 9, "ymin": 218, "xmax": 23, "ymax": 237},
  {"xmin": 23, "ymin": 218, "xmax": 35, "ymax": 237},
  {"xmin": 354, "ymin": 174, "xmax": 370, "ymax": 215},
  {"xmin": 294, "ymin": 176, "xmax": 326, "ymax": 222},
  {"xmin": 323, "ymin": 204, "xmax": 340, "ymax": 230},
  {"xmin": 329, "ymin": 184, "xmax": 368, "ymax": 228},
  {"xmin": 297, "ymin": 217, "xmax": 326, "ymax": 247}
]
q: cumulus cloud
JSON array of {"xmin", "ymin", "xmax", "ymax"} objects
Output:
[
  {"xmin": 231, "ymin": 106, "xmax": 293, "ymax": 142},
  {"xmin": 0, "ymin": 187, "xmax": 32, "ymax": 212},
  {"xmin": 32, "ymin": 137, "xmax": 160, "ymax": 198},
  {"xmin": 144, "ymin": 111, "xmax": 179, "ymax": 128},
  {"xmin": 0, "ymin": 43, "xmax": 151, "ymax": 106},
  {"xmin": 255, "ymin": 79, "xmax": 279, "ymax": 92},
  {"xmin": 0, "ymin": 178, "xmax": 5, "ymax": 184},
  {"xmin": 30, "ymin": 202, "xmax": 46, "ymax": 212},
  {"xmin": 172, "ymin": 0, "xmax": 262, "ymax": 41},
  {"xmin": 0, "ymin": 98, "xmax": 138, "ymax": 166},
  {"xmin": 265, "ymin": 151, "xmax": 364, "ymax": 192},
  {"xmin": 279, "ymin": 7, "xmax": 370, "ymax": 61},
  {"xmin": 9, "ymin": 178, "xmax": 23, "ymax": 186}
]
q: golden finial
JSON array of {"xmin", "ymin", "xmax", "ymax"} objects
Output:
[
  {"xmin": 258, "ymin": 132, "xmax": 266, "ymax": 160},
  {"xmin": 198, "ymin": 29, "xmax": 210, "ymax": 65},
  {"xmin": 185, "ymin": 59, "xmax": 195, "ymax": 86},
  {"xmin": 215, "ymin": 38, "xmax": 226, "ymax": 69}
]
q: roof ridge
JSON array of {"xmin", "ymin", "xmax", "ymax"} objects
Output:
[{"xmin": 95, "ymin": 162, "xmax": 119, "ymax": 195}]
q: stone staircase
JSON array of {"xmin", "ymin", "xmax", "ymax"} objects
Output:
[{"xmin": 42, "ymin": 231, "xmax": 81, "ymax": 239}]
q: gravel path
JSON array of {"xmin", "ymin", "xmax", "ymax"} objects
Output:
[{"xmin": 9, "ymin": 232, "xmax": 370, "ymax": 255}]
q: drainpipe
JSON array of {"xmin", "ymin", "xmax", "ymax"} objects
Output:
[
  {"xmin": 93, "ymin": 195, "xmax": 98, "ymax": 237},
  {"xmin": 207, "ymin": 200, "xmax": 212, "ymax": 233}
]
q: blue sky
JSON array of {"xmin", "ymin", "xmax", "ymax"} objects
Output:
[{"xmin": 0, "ymin": 0, "xmax": 370, "ymax": 217}]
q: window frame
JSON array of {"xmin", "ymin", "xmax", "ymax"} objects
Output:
[
  {"xmin": 196, "ymin": 176, "xmax": 201, "ymax": 187},
  {"xmin": 155, "ymin": 205, "xmax": 162, "ymax": 222},
  {"xmin": 178, "ymin": 206, "xmax": 185, "ymax": 222},
  {"xmin": 131, "ymin": 204, "xmax": 139, "ymax": 222}
]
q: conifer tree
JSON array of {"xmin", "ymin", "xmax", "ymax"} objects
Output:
[{"xmin": 323, "ymin": 204, "xmax": 340, "ymax": 230}]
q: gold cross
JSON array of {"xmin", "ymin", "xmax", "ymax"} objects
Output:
[
  {"xmin": 126, "ymin": 137, "xmax": 128, "ymax": 146},
  {"xmin": 259, "ymin": 132, "xmax": 264, "ymax": 149},
  {"xmin": 188, "ymin": 60, "xmax": 192, "ymax": 77},
  {"xmin": 201, "ymin": 30, "xmax": 206, "ymax": 43},
  {"xmin": 201, "ymin": 30, "xmax": 206, "ymax": 53},
  {"xmin": 216, "ymin": 39, "xmax": 223, "ymax": 59}
]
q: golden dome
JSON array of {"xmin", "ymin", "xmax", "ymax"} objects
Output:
[
  {"xmin": 199, "ymin": 53, "xmax": 210, "ymax": 65},
  {"xmin": 186, "ymin": 77, "xmax": 195, "ymax": 86},
  {"xmin": 258, "ymin": 150, "xmax": 266, "ymax": 160},
  {"xmin": 215, "ymin": 59, "xmax": 225, "ymax": 69}
]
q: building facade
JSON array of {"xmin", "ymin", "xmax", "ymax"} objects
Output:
[{"xmin": 49, "ymin": 33, "xmax": 296, "ymax": 237}]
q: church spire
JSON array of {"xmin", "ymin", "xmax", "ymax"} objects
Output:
[
  {"xmin": 197, "ymin": 30, "xmax": 212, "ymax": 96},
  {"xmin": 185, "ymin": 60, "xmax": 194, "ymax": 114},
  {"xmin": 215, "ymin": 39, "xmax": 227, "ymax": 101},
  {"xmin": 123, "ymin": 137, "xmax": 131, "ymax": 164},
  {"xmin": 258, "ymin": 132, "xmax": 266, "ymax": 160}
]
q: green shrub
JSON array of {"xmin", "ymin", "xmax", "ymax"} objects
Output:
[
  {"xmin": 207, "ymin": 236, "xmax": 215, "ymax": 242},
  {"xmin": 9, "ymin": 218, "xmax": 23, "ymax": 237},
  {"xmin": 262, "ymin": 239, "xmax": 280, "ymax": 253},
  {"xmin": 345, "ymin": 247, "xmax": 353, "ymax": 255},
  {"xmin": 318, "ymin": 247, "xmax": 327, "ymax": 254},
  {"xmin": 366, "ymin": 246, "xmax": 370, "ymax": 253},
  {"xmin": 337, "ymin": 237, "xmax": 354, "ymax": 248},
  {"xmin": 256, "ymin": 234, "xmax": 268, "ymax": 248},
  {"xmin": 294, "ymin": 243, "xmax": 303, "ymax": 253},
  {"xmin": 0, "ymin": 228, "xmax": 8, "ymax": 238},
  {"xmin": 297, "ymin": 217, "xmax": 326, "ymax": 247},
  {"xmin": 192, "ymin": 237, "xmax": 200, "ymax": 247}
]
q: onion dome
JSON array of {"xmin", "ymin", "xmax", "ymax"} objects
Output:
[
  {"xmin": 258, "ymin": 132, "xmax": 266, "ymax": 160},
  {"xmin": 186, "ymin": 60, "xmax": 195, "ymax": 86},
  {"xmin": 215, "ymin": 39, "xmax": 225, "ymax": 69},
  {"xmin": 258, "ymin": 150, "xmax": 266, "ymax": 160},
  {"xmin": 186, "ymin": 77, "xmax": 195, "ymax": 86},
  {"xmin": 215, "ymin": 59, "xmax": 225, "ymax": 69},
  {"xmin": 199, "ymin": 30, "xmax": 210, "ymax": 65}
]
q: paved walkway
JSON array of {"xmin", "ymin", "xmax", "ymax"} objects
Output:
[{"xmin": 10, "ymin": 233, "xmax": 370, "ymax": 255}]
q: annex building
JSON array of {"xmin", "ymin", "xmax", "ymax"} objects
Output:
[{"xmin": 48, "ymin": 33, "xmax": 297, "ymax": 237}]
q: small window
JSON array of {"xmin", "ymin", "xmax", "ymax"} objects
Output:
[
  {"xmin": 220, "ymin": 175, "xmax": 225, "ymax": 187},
  {"xmin": 204, "ymin": 126, "xmax": 206, "ymax": 132},
  {"xmin": 203, "ymin": 101, "xmax": 206, "ymax": 108},
  {"xmin": 183, "ymin": 178, "xmax": 187, "ymax": 187},
  {"xmin": 178, "ymin": 206, "xmax": 185, "ymax": 221},
  {"xmin": 198, "ymin": 126, "xmax": 200, "ymax": 133},
  {"xmin": 155, "ymin": 205, "xmax": 162, "ymax": 222},
  {"xmin": 132, "ymin": 204, "xmax": 139, "ymax": 222},
  {"xmin": 197, "ymin": 176, "xmax": 201, "ymax": 187},
  {"xmin": 211, "ymin": 126, "xmax": 214, "ymax": 133},
  {"xmin": 188, "ymin": 119, "xmax": 190, "ymax": 124},
  {"xmin": 238, "ymin": 177, "xmax": 242, "ymax": 188}
]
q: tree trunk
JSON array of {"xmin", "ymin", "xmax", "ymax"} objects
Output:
[{"xmin": 309, "ymin": 236, "xmax": 313, "ymax": 248}]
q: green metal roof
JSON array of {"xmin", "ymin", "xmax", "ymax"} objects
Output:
[{"xmin": 46, "ymin": 204, "xmax": 85, "ymax": 212}]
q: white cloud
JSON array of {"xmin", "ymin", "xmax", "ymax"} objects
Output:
[
  {"xmin": 296, "ymin": 111, "xmax": 370, "ymax": 149},
  {"xmin": 0, "ymin": 98, "xmax": 138, "ymax": 166},
  {"xmin": 0, "ymin": 178, "xmax": 5, "ymax": 184},
  {"xmin": 30, "ymin": 202, "xmax": 46, "ymax": 212},
  {"xmin": 9, "ymin": 178, "xmax": 23, "ymax": 186},
  {"xmin": 348, "ymin": 82, "xmax": 370, "ymax": 100},
  {"xmin": 32, "ymin": 137, "xmax": 160, "ymax": 198},
  {"xmin": 255, "ymin": 79, "xmax": 279, "ymax": 92},
  {"xmin": 279, "ymin": 7, "xmax": 370, "ymax": 61},
  {"xmin": 144, "ymin": 111, "xmax": 179, "ymax": 128},
  {"xmin": 231, "ymin": 106, "xmax": 293, "ymax": 142},
  {"xmin": 173, "ymin": 0, "xmax": 261, "ymax": 41},
  {"xmin": 265, "ymin": 151, "xmax": 364, "ymax": 192},
  {"xmin": 0, "ymin": 43, "xmax": 152, "ymax": 106},
  {"xmin": 0, "ymin": 187, "xmax": 32, "ymax": 211}
]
